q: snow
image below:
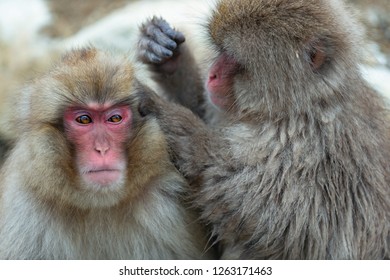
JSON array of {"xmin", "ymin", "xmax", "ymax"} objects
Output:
[
  {"xmin": 362, "ymin": 66, "xmax": 390, "ymax": 100},
  {"xmin": 0, "ymin": 0, "xmax": 51, "ymax": 42}
]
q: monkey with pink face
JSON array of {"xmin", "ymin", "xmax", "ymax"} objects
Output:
[
  {"xmin": 0, "ymin": 47, "xmax": 213, "ymax": 259},
  {"xmin": 138, "ymin": 0, "xmax": 390, "ymax": 259}
]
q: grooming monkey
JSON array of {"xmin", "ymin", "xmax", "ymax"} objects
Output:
[
  {"xmin": 0, "ymin": 47, "xmax": 213, "ymax": 260},
  {"xmin": 138, "ymin": 0, "xmax": 390, "ymax": 259}
]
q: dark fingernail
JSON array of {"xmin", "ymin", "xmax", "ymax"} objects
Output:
[
  {"xmin": 151, "ymin": 56, "xmax": 162, "ymax": 63},
  {"xmin": 164, "ymin": 50, "xmax": 173, "ymax": 57},
  {"xmin": 168, "ymin": 42, "xmax": 177, "ymax": 50},
  {"xmin": 176, "ymin": 33, "xmax": 185, "ymax": 43}
]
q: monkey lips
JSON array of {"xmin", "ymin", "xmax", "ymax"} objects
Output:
[{"xmin": 84, "ymin": 168, "xmax": 123, "ymax": 187}]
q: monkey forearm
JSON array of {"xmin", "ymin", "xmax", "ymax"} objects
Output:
[
  {"xmin": 161, "ymin": 110, "xmax": 211, "ymax": 180},
  {"xmin": 138, "ymin": 17, "xmax": 206, "ymax": 120},
  {"xmin": 152, "ymin": 45, "xmax": 206, "ymax": 119}
]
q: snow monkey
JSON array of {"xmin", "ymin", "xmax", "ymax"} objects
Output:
[
  {"xmin": 0, "ymin": 47, "xmax": 214, "ymax": 260},
  {"xmin": 137, "ymin": 0, "xmax": 390, "ymax": 259}
]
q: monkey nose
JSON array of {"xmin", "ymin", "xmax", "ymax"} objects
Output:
[{"xmin": 95, "ymin": 144, "xmax": 110, "ymax": 156}]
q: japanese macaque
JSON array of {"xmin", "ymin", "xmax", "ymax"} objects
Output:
[
  {"xmin": 0, "ymin": 47, "xmax": 214, "ymax": 260},
  {"xmin": 137, "ymin": 0, "xmax": 390, "ymax": 259}
]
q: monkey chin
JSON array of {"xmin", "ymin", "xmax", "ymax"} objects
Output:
[
  {"xmin": 74, "ymin": 172, "xmax": 128, "ymax": 209},
  {"xmin": 207, "ymin": 89, "xmax": 233, "ymax": 110},
  {"xmin": 84, "ymin": 170, "xmax": 122, "ymax": 187}
]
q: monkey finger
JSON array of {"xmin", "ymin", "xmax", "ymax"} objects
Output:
[
  {"xmin": 144, "ymin": 23, "xmax": 179, "ymax": 51},
  {"xmin": 138, "ymin": 39, "xmax": 173, "ymax": 64},
  {"xmin": 138, "ymin": 48, "xmax": 164, "ymax": 64},
  {"xmin": 151, "ymin": 17, "xmax": 185, "ymax": 44}
]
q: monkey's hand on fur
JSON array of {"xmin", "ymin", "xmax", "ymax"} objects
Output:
[
  {"xmin": 138, "ymin": 17, "xmax": 185, "ymax": 74},
  {"xmin": 138, "ymin": 90, "xmax": 208, "ymax": 141},
  {"xmin": 137, "ymin": 90, "xmax": 163, "ymax": 118},
  {"xmin": 137, "ymin": 90, "xmax": 211, "ymax": 183}
]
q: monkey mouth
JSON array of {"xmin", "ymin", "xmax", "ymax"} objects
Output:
[
  {"xmin": 84, "ymin": 169, "xmax": 122, "ymax": 186},
  {"xmin": 88, "ymin": 169, "xmax": 119, "ymax": 173},
  {"xmin": 209, "ymin": 91, "xmax": 230, "ymax": 108}
]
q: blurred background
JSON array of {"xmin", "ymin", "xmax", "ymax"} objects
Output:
[{"xmin": 0, "ymin": 0, "xmax": 389, "ymax": 141}]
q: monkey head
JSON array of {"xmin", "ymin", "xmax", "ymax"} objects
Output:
[
  {"xmin": 206, "ymin": 0, "xmax": 362, "ymax": 119},
  {"xmin": 14, "ymin": 48, "xmax": 167, "ymax": 209}
]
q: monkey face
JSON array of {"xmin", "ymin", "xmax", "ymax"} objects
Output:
[
  {"xmin": 206, "ymin": 52, "xmax": 240, "ymax": 111},
  {"xmin": 12, "ymin": 48, "xmax": 160, "ymax": 209},
  {"xmin": 64, "ymin": 103, "xmax": 132, "ymax": 191}
]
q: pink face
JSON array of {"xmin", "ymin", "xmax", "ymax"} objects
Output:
[
  {"xmin": 206, "ymin": 52, "xmax": 240, "ymax": 110},
  {"xmin": 64, "ymin": 103, "xmax": 132, "ymax": 189}
]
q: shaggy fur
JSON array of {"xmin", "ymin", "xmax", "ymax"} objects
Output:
[
  {"xmin": 138, "ymin": 0, "xmax": 390, "ymax": 259},
  {"xmin": 0, "ymin": 47, "xmax": 213, "ymax": 260}
]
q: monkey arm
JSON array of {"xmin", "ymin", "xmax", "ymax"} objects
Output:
[
  {"xmin": 138, "ymin": 90, "xmax": 217, "ymax": 184},
  {"xmin": 138, "ymin": 17, "xmax": 206, "ymax": 119}
]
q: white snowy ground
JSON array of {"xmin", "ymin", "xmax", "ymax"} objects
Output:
[{"xmin": 0, "ymin": 0, "xmax": 389, "ymax": 100}]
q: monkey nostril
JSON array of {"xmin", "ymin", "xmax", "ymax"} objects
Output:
[
  {"xmin": 209, "ymin": 74, "xmax": 218, "ymax": 81},
  {"xmin": 95, "ymin": 145, "xmax": 110, "ymax": 156}
]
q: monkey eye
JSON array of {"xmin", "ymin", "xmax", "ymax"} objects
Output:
[
  {"xmin": 107, "ymin": 114, "xmax": 122, "ymax": 123},
  {"xmin": 76, "ymin": 115, "xmax": 93, "ymax": 124}
]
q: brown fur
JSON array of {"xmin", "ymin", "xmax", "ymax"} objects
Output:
[
  {"xmin": 138, "ymin": 0, "xmax": 390, "ymax": 259},
  {"xmin": 0, "ymin": 47, "xmax": 213, "ymax": 260}
]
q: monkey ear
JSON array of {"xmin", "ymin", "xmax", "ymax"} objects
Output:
[{"xmin": 304, "ymin": 38, "xmax": 328, "ymax": 71}]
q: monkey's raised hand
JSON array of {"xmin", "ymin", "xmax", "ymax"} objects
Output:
[
  {"xmin": 138, "ymin": 17, "xmax": 185, "ymax": 73},
  {"xmin": 137, "ymin": 17, "xmax": 205, "ymax": 119}
]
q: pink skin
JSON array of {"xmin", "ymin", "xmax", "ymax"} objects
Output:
[
  {"xmin": 64, "ymin": 103, "xmax": 132, "ymax": 188},
  {"xmin": 206, "ymin": 52, "xmax": 239, "ymax": 110}
]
